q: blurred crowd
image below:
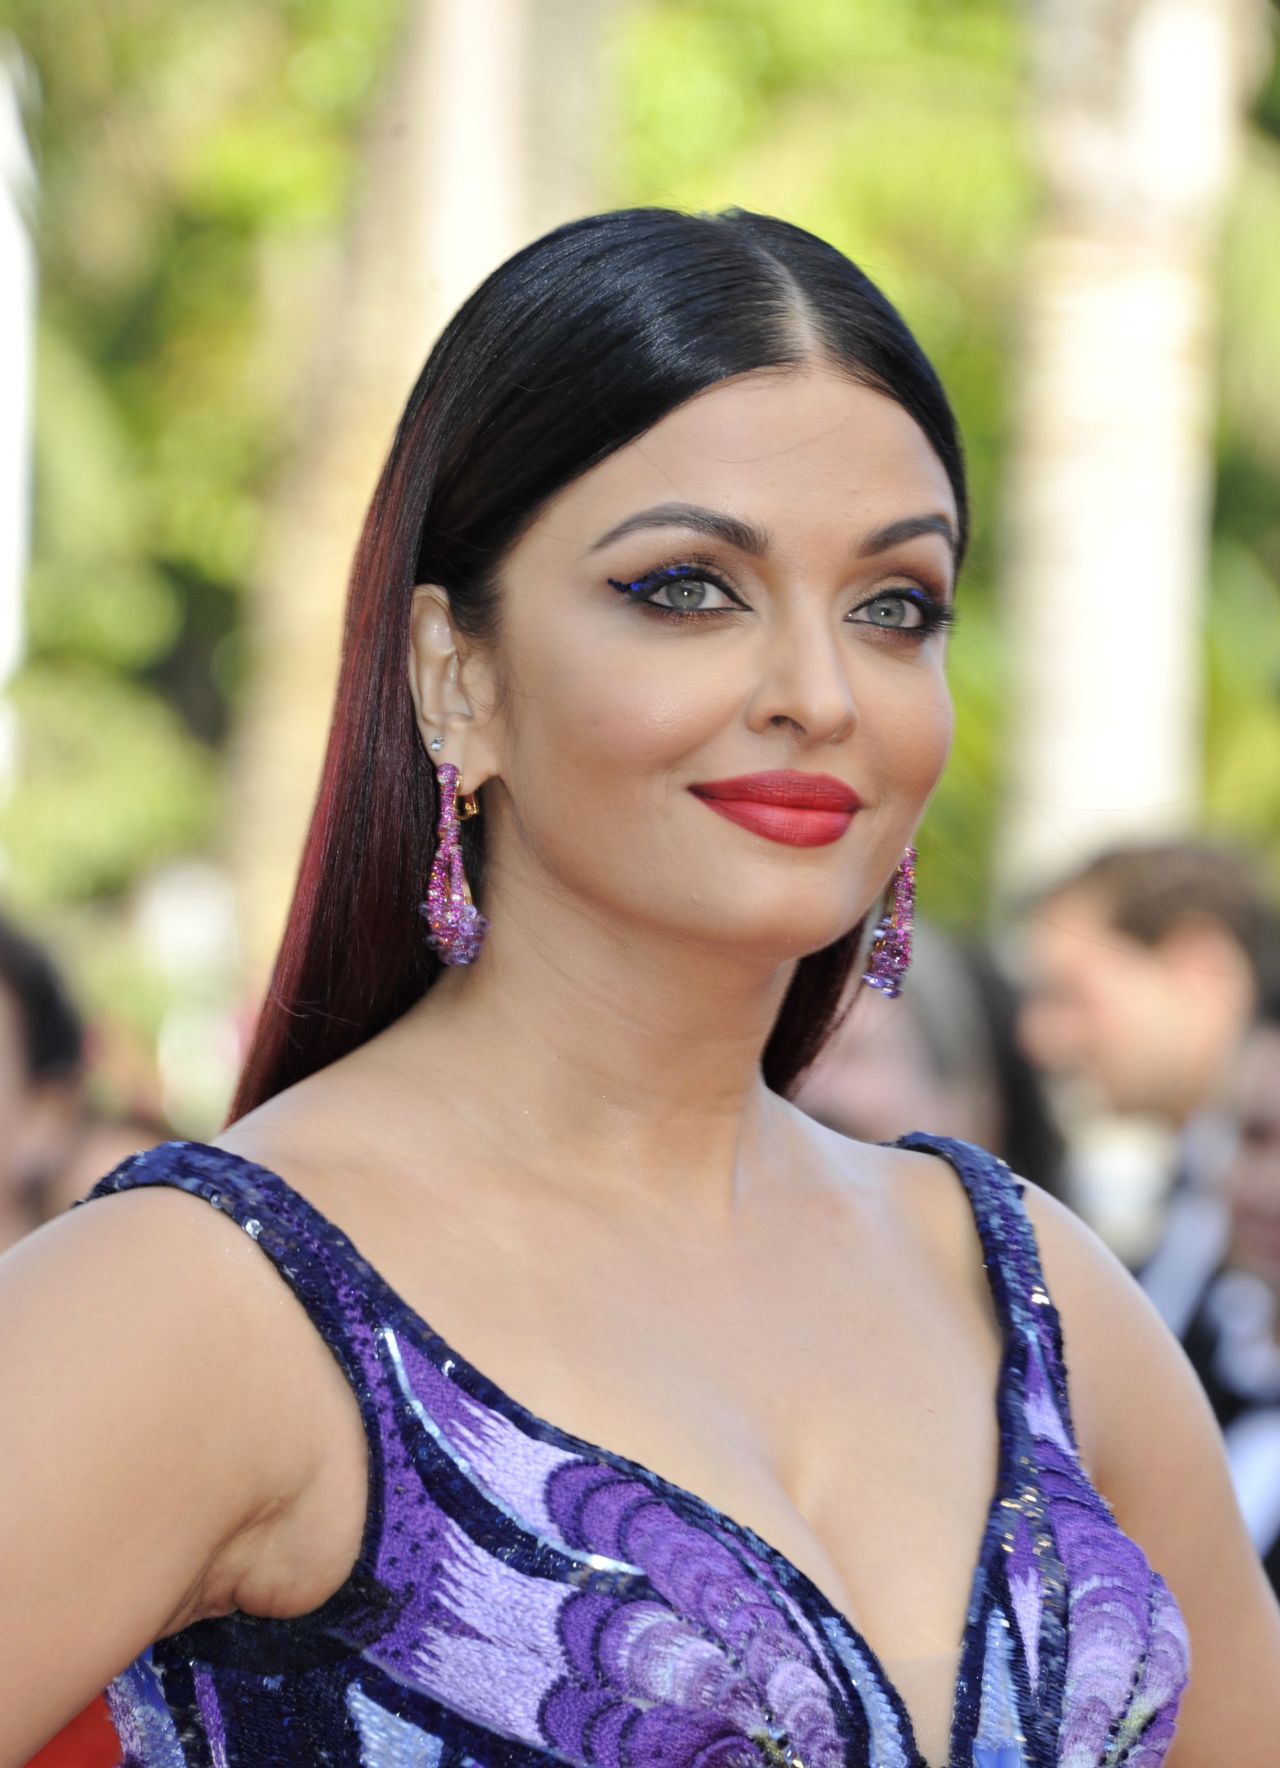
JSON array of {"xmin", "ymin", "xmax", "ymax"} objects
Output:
[{"xmin": 5, "ymin": 834, "xmax": 1280, "ymax": 1670}]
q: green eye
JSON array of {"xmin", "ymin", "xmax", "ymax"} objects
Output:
[
  {"xmin": 661, "ymin": 579, "xmax": 710, "ymax": 611},
  {"xmin": 608, "ymin": 566, "xmax": 744, "ymax": 616},
  {"xmin": 863, "ymin": 595, "xmax": 916, "ymax": 627},
  {"xmin": 850, "ymin": 589, "xmax": 956, "ymax": 640}
]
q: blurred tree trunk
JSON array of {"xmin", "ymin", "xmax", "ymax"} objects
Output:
[
  {"xmin": 229, "ymin": 0, "xmax": 616, "ymax": 994},
  {"xmin": 997, "ymin": 0, "xmax": 1266, "ymax": 896}
]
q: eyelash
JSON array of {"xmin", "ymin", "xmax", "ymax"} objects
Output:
[{"xmin": 607, "ymin": 561, "xmax": 958, "ymax": 638}]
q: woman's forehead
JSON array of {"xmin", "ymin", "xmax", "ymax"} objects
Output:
[{"xmin": 528, "ymin": 366, "xmax": 957, "ymax": 559}]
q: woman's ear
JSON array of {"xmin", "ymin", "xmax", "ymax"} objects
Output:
[{"xmin": 407, "ymin": 586, "xmax": 501, "ymax": 792}]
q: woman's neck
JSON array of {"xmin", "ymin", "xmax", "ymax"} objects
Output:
[{"xmin": 374, "ymin": 896, "xmax": 801, "ymax": 1219}]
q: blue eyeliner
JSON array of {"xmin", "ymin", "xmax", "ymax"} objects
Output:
[{"xmin": 607, "ymin": 564, "xmax": 700, "ymax": 596}]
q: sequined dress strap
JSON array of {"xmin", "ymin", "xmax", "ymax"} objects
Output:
[{"xmin": 890, "ymin": 1131, "xmax": 1079, "ymax": 1446}]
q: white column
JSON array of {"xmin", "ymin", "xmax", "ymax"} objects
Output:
[
  {"xmin": 996, "ymin": 0, "xmax": 1265, "ymax": 897},
  {"xmin": 418, "ymin": 0, "xmax": 528, "ymax": 329}
]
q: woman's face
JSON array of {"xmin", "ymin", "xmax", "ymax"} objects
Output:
[{"xmin": 468, "ymin": 365, "xmax": 958, "ymax": 963}]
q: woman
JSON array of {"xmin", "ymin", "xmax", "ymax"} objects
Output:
[{"xmin": 2, "ymin": 208, "xmax": 1276, "ymax": 1768}]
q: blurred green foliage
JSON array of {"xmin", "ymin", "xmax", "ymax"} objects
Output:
[
  {"xmin": 4, "ymin": 0, "xmax": 404, "ymax": 916},
  {"xmin": 608, "ymin": 0, "xmax": 1280, "ymax": 922},
  {"xmin": 4, "ymin": 0, "xmax": 1279, "ymax": 991}
]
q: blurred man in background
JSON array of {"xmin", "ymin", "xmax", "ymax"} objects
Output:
[
  {"xmin": 1177, "ymin": 980, "xmax": 1280, "ymax": 1596},
  {"xmin": 1015, "ymin": 840, "xmax": 1280, "ymax": 1327}
]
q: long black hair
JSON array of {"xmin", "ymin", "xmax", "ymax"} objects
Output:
[{"xmin": 231, "ymin": 206, "xmax": 968, "ymax": 1121}]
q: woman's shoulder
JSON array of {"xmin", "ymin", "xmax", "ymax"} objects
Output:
[
  {"xmin": 50, "ymin": 1137, "xmax": 345, "ymax": 1481},
  {"xmin": 40, "ymin": 1137, "xmax": 294, "ymax": 1306},
  {"xmin": 830, "ymin": 1120, "xmax": 1117, "ymax": 1312},
  {"xmin": 0, "ymin": 1148, "xmax": 337, "ymax": 1685},
  {"xmin": 855, "ymin": 1131, "xmax": 1234, "ymax": 1508},
  {"xmin": 794, "ymin": 1116, "xmax": 1132, "ymax": 1435},
  {"xmin": 790, "ymin": 1111, "xmax": 1027, "ymax": 1297},
  {"xmin": 208, "ymin": 1060, "xmax": 426, "ymax": 1226}
]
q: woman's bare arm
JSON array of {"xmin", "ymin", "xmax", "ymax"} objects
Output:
[
  {"xmin": 1025, "ymin": 1182, "xmax": 1280, "ymax": 1767},
  {"xmin": 0, "ymin": 1186, "xmax": 330, "ymax": 1766}
]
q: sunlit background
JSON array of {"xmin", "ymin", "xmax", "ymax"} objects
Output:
[{"xmin": 2, "ymin": 0, "xmax": 1279, "ymax": 1157}]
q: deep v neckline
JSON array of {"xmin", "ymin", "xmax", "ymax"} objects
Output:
[{"xmin": 184, "ymin": 1132, "xmax": 1022, "ymax": 1768}]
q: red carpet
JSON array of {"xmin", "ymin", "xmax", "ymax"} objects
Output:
[{"xmin": 25, "ymin": 1696, "xmax": 117, "ymax": 1766}]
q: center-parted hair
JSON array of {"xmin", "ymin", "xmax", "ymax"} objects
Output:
[{"xmin": 230, "ymin": 207, "xmax": 968, "ymax": 1122}]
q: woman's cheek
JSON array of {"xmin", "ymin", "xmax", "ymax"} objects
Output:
[
  {"xmin": 542, "ymin": 644, "xmax": 736, "ymax": 777},
  {"xmin": 861, "ymin": 665, "xmax": 954, "ymax": 798}
]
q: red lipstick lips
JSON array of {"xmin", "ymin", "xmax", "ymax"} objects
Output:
[{"xmin": 688, "ymin": 771, "xmax": 862, "ymax": 848}]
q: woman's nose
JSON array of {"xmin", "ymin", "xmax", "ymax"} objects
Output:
[{"xmin": 745, "ymin": 618, "xmax": 857, "ymax": 746}]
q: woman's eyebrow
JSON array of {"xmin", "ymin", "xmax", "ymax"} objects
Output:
[
  {"xmin": 587, "ymin": 503, "xmax": 769, "ymax": 557},
  {"xmin": 587, "ymin": 503, "xmax": 957, "ymax": 562},
  {"xmin": 858, "ymin": 514, "xmax": 957, "ymax": 558}
]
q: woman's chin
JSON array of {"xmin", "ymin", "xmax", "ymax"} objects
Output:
[{"xmin": 667, "ymin": 900, "xmax": 866, "ymax": 965}]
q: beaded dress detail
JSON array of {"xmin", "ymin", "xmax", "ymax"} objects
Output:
[{"xmin": 79, "ymin": 1133, "xmax": 1189, "ymax": 1768}]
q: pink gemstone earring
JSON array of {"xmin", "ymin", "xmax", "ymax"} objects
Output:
[
  {"xmin": 861, "ymin": 844, "xmax": 916, "ymax": 998},
  {"xmin": 418, "ymin": 761, "xmax": 489, "ymax": 965}
]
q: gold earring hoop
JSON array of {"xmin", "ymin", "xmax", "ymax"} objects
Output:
[{"xmin": 456, "ymin": 788, "xmax": 480, "ymax": 820}]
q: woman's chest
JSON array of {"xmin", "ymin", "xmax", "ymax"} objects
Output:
[{"xmin": 307, "ymin": 1164, "xmax": 1006, "ymax": 1670}]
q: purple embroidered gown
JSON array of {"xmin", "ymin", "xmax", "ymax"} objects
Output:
[{"xmin": 79, "ymin": 1132, "xmax": 1189, "ymax": 1768}]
